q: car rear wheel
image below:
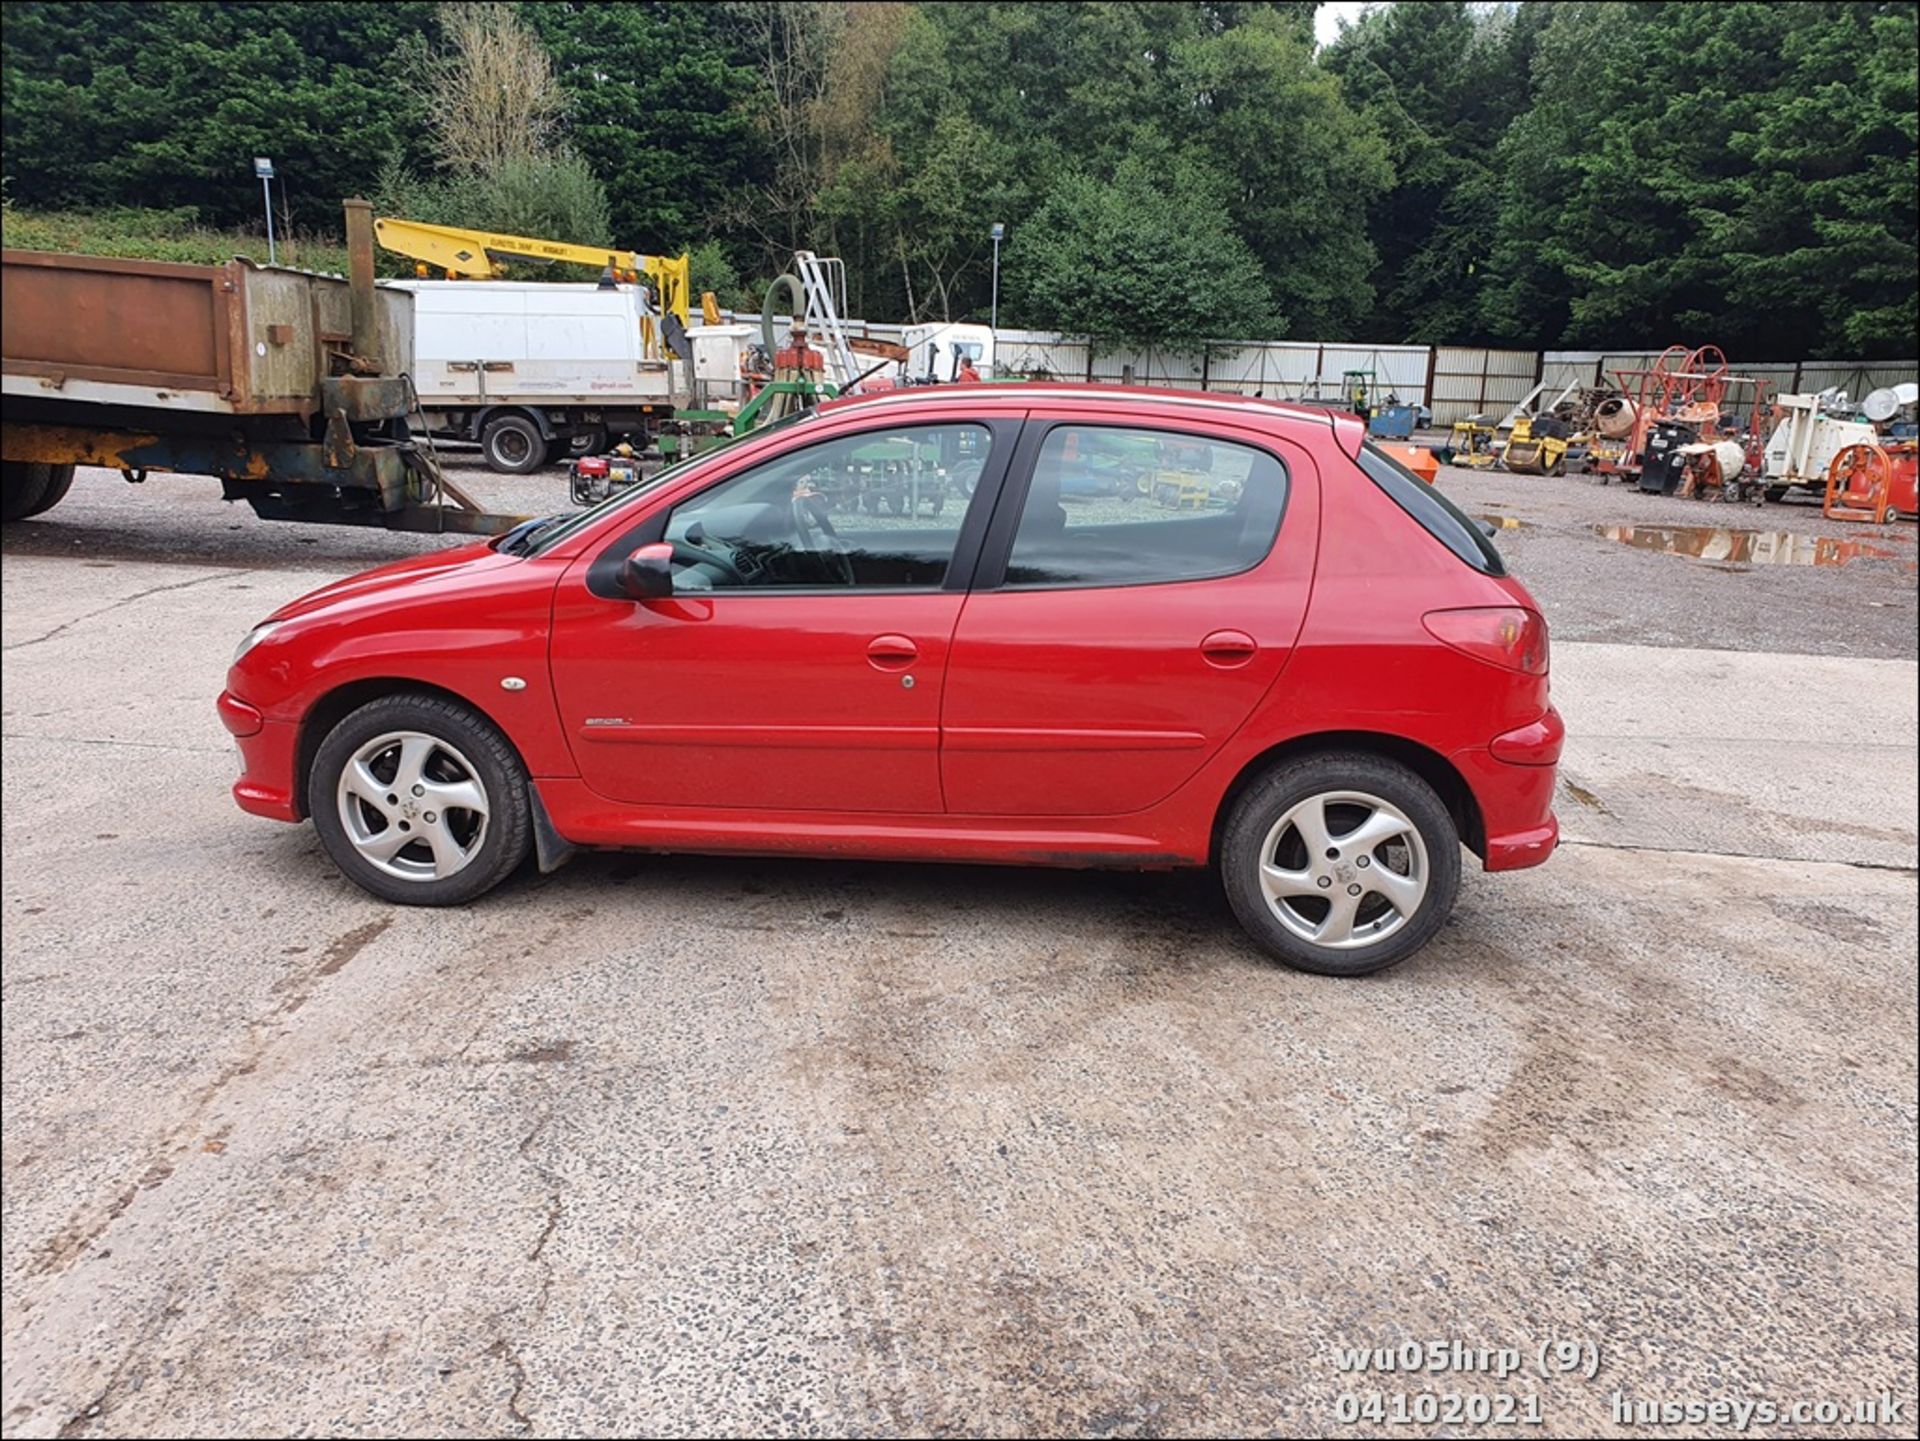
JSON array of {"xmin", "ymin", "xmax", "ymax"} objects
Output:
[
  {"xmin": 1220, "ymin": 752, "xmax": 1461, "ymax": 976},
  {"xmin": 309, "ymin": 694, "xmax": 532, "ymax": 906}
]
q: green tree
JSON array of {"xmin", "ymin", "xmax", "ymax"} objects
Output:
[
  {"xmin": 7, "ymin": 0, "xmax": 1915, "ymax": 356},
  {"xmin": 2, "ymin": 2, "xmax": 438, "ymax": 228},
  {"xmin": 1321, "ymin": 1, "xmax": 1545, "ymax": 342},
  {"xmin": 1007, "ymin": 150, "xmax": 1277, "ymax": 350},
  {"xmin": 526, "ymin": 1, "xmax": 765, "ymax": 255},
  {"xmin": 1174, "ymin": 8, "xmax": 1391, "ymax": 335},
  {"xmin": 376, "ymin": 2, "xmax": 613, "ymax": 250},
  {"xmin": 1482, "ymin": 0, "xmax": 1918, "ymax": 358}
]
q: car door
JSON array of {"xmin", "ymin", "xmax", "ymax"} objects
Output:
[
  {"xmin": 549, "ymin": 416, "xmax": 1015, "ymax": 813},
  {"xmin": 940, "ymin": 415, "xmax": 1316, "ymax": 816}
]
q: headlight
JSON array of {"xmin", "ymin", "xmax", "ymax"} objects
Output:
[{"xmin": 232, "ymin": 620, "xmax": 285, "ymax": 666}]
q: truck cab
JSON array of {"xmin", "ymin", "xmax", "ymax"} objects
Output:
[{"xmin": 901, "ymin": 323, "xmax": 997, "ymax": 383}]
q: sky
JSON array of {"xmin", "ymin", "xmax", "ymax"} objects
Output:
[{"xmin": 1315, "ymin": 1, "xmax": 1373, "ymax": 48}]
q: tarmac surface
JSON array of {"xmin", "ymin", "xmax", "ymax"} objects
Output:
[{"xmin": 2, "ymin": 463, "xmax": 1916, "ymax": 1437}]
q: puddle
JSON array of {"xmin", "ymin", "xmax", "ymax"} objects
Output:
[{"xmin": 1593, "ymin": 524, "xmax": 1899, "ymax": 568}]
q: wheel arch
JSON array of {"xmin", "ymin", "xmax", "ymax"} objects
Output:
[
  {"xmin": 1210, "ymin": 731, "xmax": 1486, "ymax": 865},
  {"xmin": 293, "ymin": 677, "xmax": 519, "ymax": 820},
  {"xmin": 474, "ymin": 405, "xmax": 553, "ymax": 441}
]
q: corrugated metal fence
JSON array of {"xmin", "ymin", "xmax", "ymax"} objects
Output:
[
  {"xmin": 728, "ymin": 308, "xmax": 1915, "ymax": 424},
  {"xmin": 1540, "ymin": 351, "xmax": 1919, "ymax": 409},
  {"xmin": 1428, "ymin": 347, "xmax": 1539, "ymax": 425}
]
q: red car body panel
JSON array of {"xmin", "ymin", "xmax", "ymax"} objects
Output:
[
  {"xmin": 547, "ymin": 587, "xmax": 965, "ymax": 812},
  {"xmin": 940, "ymin": 411, "xmax": 1321, "ymax": 817},
  {"xmin": 222, "ymin": 385, "xmax": 1559, "ymax": 872}
]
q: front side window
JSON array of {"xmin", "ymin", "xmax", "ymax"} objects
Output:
[
  {"xmin": 1004, "ymin": 426, "xmax": 1288, "ymax": 588},
  {"xmin": 663, "ymin": 423, "xmax": 993, "ymax": 589},
  {"xmin": 520, "ymin": 407, "xmax": 819, "ymax": 557}
]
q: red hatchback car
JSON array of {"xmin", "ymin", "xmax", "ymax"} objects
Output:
[{"xmin": 221, "ymin": 386, "xmax": 1560, "ymax": 975}]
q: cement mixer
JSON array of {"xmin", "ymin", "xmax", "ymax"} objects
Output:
[
  {"xmin": 1675, "ymin": 439, "xmax": 1747, "ymax": 498},
  {"xmin": 1582, "ymin": 395, "xmax": 1638, "ymax": 477},
  {"xmin": 1595, "ymin": 396, "xmax": 1637, "ymax": 439}
]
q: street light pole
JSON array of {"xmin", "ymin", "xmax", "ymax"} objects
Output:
[
  {"xmin": 254, "ymin": 158, "xmax": 277, "ymax": 265},
  {"xmin": 989, "ymin": 222, "xmax": 1005, "ymax": 337}
]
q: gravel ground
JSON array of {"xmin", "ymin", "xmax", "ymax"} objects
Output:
[
  {"xmin": 1431, "ymin": 464, "xmax": 1917, "ymax": 661},
  {"xmin": 6, "ymin": 455, "xmax": 1913, "ymax": 660}
]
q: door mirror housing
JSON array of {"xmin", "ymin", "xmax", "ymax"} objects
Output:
[{"xmin": 619, "ymin": 542, "xmax": 675, "ymax": 600}]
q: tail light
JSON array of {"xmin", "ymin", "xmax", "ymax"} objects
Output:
[{"xmin": 1422, "ymin": 607, "xmax": 1548, "ymax": 674}]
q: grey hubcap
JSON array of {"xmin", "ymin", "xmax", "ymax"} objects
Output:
[
  {"xmin": 1257, "ymin": 790, "xmax": 1429, "ymax": 950},
  {"xmin": 336, "ymin": 730, "xmax": 490, "ymax": 882}
]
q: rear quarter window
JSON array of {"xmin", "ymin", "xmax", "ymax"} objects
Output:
[
  {"xmin": 1356, "ymin": 441, "xmax": 1505, "ymax": 576},
  {"xmin": 1001, "ymin": 425, "xmax": 1288, "ymax": 588}
]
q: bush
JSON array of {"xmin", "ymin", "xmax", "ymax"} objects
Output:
[
  {"xmin": 686, "ymin": 238, "xmax": 760, "ymax": 314},
  {"xmin": 372, "ymin": 150, "xmax": 614, "ymax": 278}
]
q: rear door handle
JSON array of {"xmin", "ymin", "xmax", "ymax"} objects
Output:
[
  {"xmin": 1200, "ymin": 629, "xmax": 1257, "ymax": 667},
  {"xmin": 866, "ymin": 634, "xmax": 918, "ymax": 671}
]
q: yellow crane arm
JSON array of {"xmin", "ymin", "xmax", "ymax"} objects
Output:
[{"xmin": 372, "ymin": 217, "xmax": 690, "ymax": 326}]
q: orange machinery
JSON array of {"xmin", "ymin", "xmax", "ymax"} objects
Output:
[{"xmin": 1824, "ymin": 442, "xmax": 1919, "ymax": 524}]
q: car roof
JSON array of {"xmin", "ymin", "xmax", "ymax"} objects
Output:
[{"xmin": 818, "ymin": 381, "xmax": 1360, "ymax": 442}]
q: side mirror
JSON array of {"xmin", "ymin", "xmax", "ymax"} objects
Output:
[{"xmin": 618, "ymin": 541, "xmax": 675, "ymax": 600}]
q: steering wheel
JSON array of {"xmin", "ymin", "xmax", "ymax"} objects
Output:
[
  {"xmin": 791, "ymin": 491, "xmax": 856, "ymax": 585},
  {"xmin": 668, "ymin": 536, "xmax": 746, "ymax": 585}
]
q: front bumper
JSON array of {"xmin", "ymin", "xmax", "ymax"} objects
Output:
[{"xmin": 220, "ymin": 692, "xmax": 301, "ymax": 821}]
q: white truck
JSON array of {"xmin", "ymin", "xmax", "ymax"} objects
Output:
[
  {"xmin": 901, "ymin": 322, "xmax": 997, "ymax": 383},
  {"xmin": 393, "ymin": 280, "xmax": 680, "ymax": 473}
]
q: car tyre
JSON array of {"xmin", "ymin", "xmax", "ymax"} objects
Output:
[
  {"xmin": 1220, "ymin": 751, "xmax": 1461, "ymax": 976},
  {"xmin": 309, "ymin": 693, "xmax": 532, "ymax": 906},
  {"xmin": 481, "ymin": 413, "xmax": 547, "ymax": 474}
]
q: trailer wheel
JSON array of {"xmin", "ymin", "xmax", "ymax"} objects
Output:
[
  {"xmin": 481, "ymin": 414, "xmax": 547, "ymax": 475},
  {"xmin": 2, "ymin": 462, "xmax": 76, "ymax": 522}
]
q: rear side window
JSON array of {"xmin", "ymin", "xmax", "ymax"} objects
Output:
[
  {"xmin": 1003, "ymin": 426, "xmax": 1288, "ymax": 588},
  {"xmin": 1356, "ymin": 442, "xmax": 1506, "ymax": 576}
]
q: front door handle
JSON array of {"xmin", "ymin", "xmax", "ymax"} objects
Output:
[
  {"xmin": 1200, "ymin": 629, "xmax": 1257, "ymax": 667},
  {"xmin": 867, "ymin": 634, "xmax": 918, "ymax": 671}
]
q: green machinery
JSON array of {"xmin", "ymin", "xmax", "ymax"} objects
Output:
[{"xmin": 656, "ymin": 379, "xmax": 840, "ymax": 463}]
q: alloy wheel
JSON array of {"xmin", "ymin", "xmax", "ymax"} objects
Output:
[
  {"xmin": 1256, "ymin": 789, "xmax": 1430, "ymax": 951},
  {"xmin": 335, "ymin": 730, "xmax": 491, "ymax": 882}
]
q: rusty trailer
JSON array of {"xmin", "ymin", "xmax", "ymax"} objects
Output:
[{"xmin": 1, "ymin": 200, "xmax": 520, "ymax": 533}]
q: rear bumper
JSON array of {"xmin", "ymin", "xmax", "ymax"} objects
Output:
[
  {"xmin": 221, "ymin": 695, "xmax": 301, "ymax": 821},
  {"xmin": 1455, "ymin": 710, "xmax": 1562, "ymax": 873},
  {"xmin": 1483, "ymin": 814, "xmax": 1559, "ymax": 870}
]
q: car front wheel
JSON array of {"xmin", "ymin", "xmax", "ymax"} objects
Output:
[
  {"xmin": 309, "ymin": 694, "xmax": 532, "ymax": 906},
  {"xmin": 1220, "ymin": 752, "xmax": 1461, "ymax": 976}
]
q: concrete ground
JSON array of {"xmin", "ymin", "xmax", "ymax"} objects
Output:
[{"xmin": 2, "ymin": 467, "xmax": 1916, "ymax": 1437}]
